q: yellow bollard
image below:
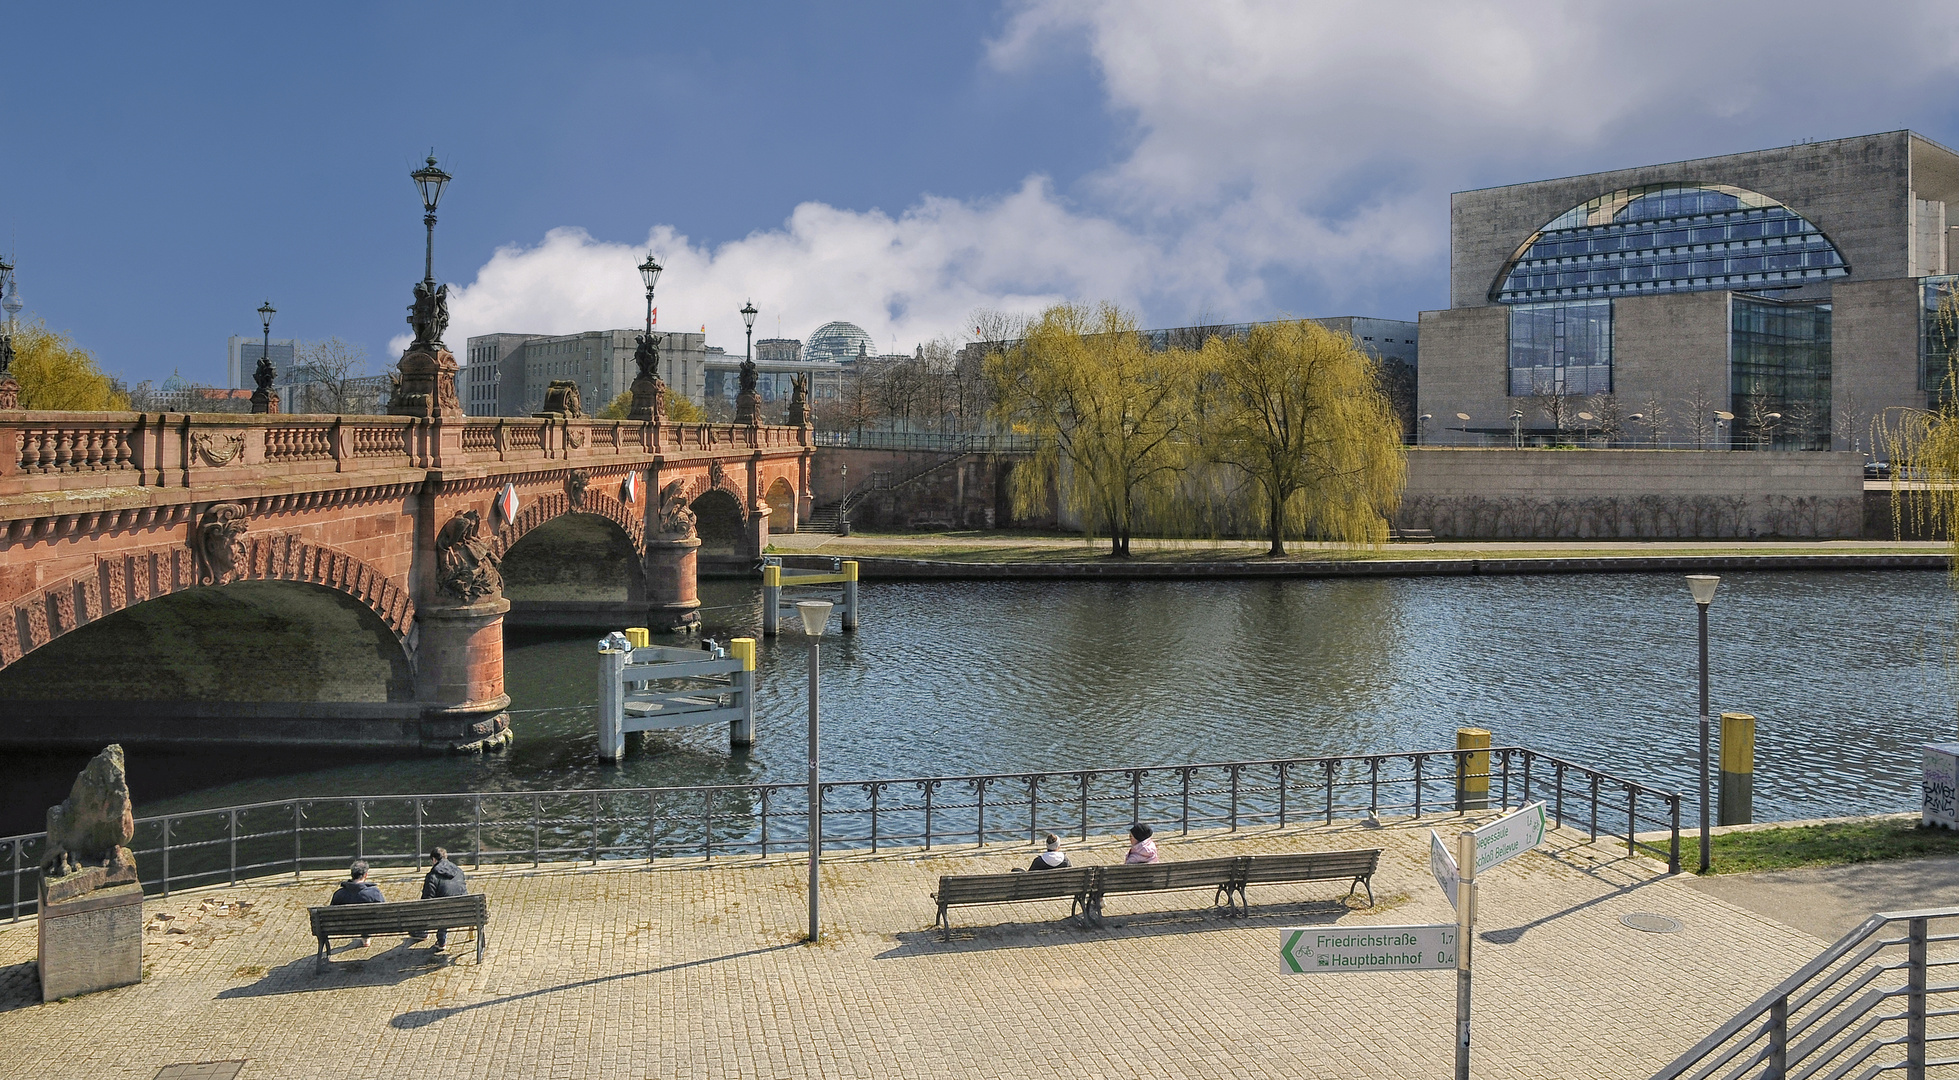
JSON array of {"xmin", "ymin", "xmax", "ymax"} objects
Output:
[
  {"xmin": 1456, "ymin": 727, "xmax": 1492, "ymax": 811},
  {"xmin": 624, "ymin": 627, "xmax": 650, "ymax": 649},
  {"xmin": 728, "ymin": 637, "xmax": 758, "ymax": 746},
  {"xmin": 1719, "ymin": 712, "xmax": 1755, "ymax": 826},
  {"xmin": 842, "ymin": 560, "xmax": 859, "ymax": 631}
]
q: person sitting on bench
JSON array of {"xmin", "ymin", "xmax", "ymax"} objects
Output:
[
  {"xmin": 329, "ymin": 860, "xmax": 385, "ymax": 947},
  {"xmin": 410, "ymin": 847, "xmax": 468, "ymax": 949},
  {"xmin": 1124, "ymin": 822, "xmax": 1160, "ymax": 864},
  {"xmin": 1027, "ymin": 833, "xmax": 1072, "ymax": 871}
]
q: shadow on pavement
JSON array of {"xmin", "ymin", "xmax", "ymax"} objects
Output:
[
  {"xmin": 878, "ymin": 892, "xmax": 1399, "ymax": 957},
  {"xmin": 0, "ymin": 961, "xmax": 38, "ymax": 1013},
  {"xmin": 388, "ymin": 943, "xmax": 802, "ymax": 1030},
  {"xmin": 217, "ymin": 939, "xmax": 455, "ymax": 998},
  {"xmin": 1477, "ymin": 875, "xmax": 1667, "ymax": 945}
]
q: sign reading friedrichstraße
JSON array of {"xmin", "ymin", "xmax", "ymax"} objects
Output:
[
  {"xmin": 1279, "ymin": 925, "xmax": 1458, "ymax": 974},
  {"xmin": 1471, "ymin": 801, "xmax": 1547, "ymax": 875}
]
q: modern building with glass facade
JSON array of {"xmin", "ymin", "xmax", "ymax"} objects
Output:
[
  {"xmin": 462, "ymin": 329, "xmax": 714, "ymax": 416},
  {"xmin": 1418, "ymin": 130, "xmax": 1959, "ymax": 449}
]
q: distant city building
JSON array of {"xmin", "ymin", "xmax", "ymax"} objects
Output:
[
  {"xmin": 462, "ymin": 329, "xmax": 712, "ymax": 416},
  {"xmin": 226, "ymin": 335, "xmax": 298, "ymax": 389},
  {"xmin": 754, "ymin": 338, "xmax": 802, "ymax": 363},
  {"xmin": 1419, "ymin": 129, "xmax": 1959, "ymax": 450},
  {"xmin": 143, "ymin": 371, "xmax": 257, "ymax": 414},
  {"xmin": 801, "ymin": 321, "xmax": 877, "ymax": 364}
]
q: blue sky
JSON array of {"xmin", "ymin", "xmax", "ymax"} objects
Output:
[{"xmin": 7, "ymin": 1, "xmax": 1959, "ymax": 388}]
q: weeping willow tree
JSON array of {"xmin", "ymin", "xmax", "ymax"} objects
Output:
[
  {"xmin": 987, "ymin": 302, "xmax": 1203, "ymax": 556},
  {"xmin": 1884, "ymin": 282, "xmax": 1959, "ymax": 547},
  {"xmin": 1199, "ymin": 320, "xmax": 1406, "ymax": 555},
  {"xmin": 9, "ymin": 322, "xmax": 128, "ymax": 411}
]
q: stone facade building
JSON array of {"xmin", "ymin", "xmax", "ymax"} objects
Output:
[{"xmin": 1417, "ymin": 130, "xmax": 1959, "ymax": 451}]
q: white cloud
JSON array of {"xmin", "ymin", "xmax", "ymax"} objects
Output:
[
  {"xmin": 427, "ymin": 177, "xmax": 1194, "ymax": 356},
  {"xmin": 436, "ymin": 2, "xmax": 1959, "ymax": 352}
]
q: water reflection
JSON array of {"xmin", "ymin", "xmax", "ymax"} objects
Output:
[{"xmin": 10, "ymin": 570, "xmax": 1955, "ymax": 832}]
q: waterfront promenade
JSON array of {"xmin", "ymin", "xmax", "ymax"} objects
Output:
[{"xmin": 0, "ymin": 815, "xmax": 1831, "ymax": 1079}]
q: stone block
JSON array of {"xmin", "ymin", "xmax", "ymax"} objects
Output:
[{"xmin": 38, "ymin": 881, "xmax": 143, "ymax": 1001}]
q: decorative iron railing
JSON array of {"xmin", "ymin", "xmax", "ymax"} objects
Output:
[
  {"xmin": 1, "ymin": 746, "xmax": 1677, "ymax": 921},
  {"xmin": 810, "ymin": 430, "xmax": 1039, "ymax": 454},
  {"xmin": 1653, "ymin": 907, "xmax": 1959, "ymax": 1080}
]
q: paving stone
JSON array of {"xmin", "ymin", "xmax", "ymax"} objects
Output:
[{"xmin": 0, "ymin": 816, "xmax": 1827, "ymax": 1079}]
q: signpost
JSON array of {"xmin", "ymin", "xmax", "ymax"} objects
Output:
[
  {"xmin": 1430, "ymin": 829, "xmax": 1459, "ymax": 909},
  {"xmin": 1274, "ymin": 802, "xmax": 1548, "ymax": 1078},
  {"xmin": 1280, "ymin": 925, "xmax": 1457, "ymax": 973}
]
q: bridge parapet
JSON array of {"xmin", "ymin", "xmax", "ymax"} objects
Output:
[{"xmin": 0, "ymin": 412, "xmax": 812, "ymax": 498}]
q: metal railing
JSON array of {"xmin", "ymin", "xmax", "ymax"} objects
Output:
[
  {"xmin": 811, "ymin": 430, "xmax": 1039, "ymax": 454},
  {"xmin": 1653, "ymin": 907, "xmax": 1959, "ymax": 1080},
  {"xmin": 1, "ymin": 745, "xmax": 1677, "ymax": 921}
]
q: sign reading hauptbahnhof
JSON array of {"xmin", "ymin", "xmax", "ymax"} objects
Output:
[{"xmin": 1279, "ymin": 925, "xmax": 1458, "ymax": 974}]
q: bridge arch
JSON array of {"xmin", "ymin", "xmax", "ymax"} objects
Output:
[
  {"xmin": 765, "ymin": 476, "xmax": 797, "ymax": 533},
  {"xmin": 483, "ymin": 490, "xmax": 645, "ymax": 566},
  {"xmin": 689, "ymin": 488, "xmax": 748, "ymax": 566},
  {"xmin": 0, "ymin": 535, "xmax": 414, "ymax": 673}
]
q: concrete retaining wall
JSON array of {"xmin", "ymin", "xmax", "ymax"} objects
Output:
[{"xmin": 1398, "ymin": 448, "xmax": 1865, "ymax": 538}]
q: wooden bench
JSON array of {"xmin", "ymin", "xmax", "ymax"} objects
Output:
[
  {"xmin": 1390, "ymin": 527, "xmax": 1436, "ymax": 543},
  {"xmin": 308, "ymin": 893, "xmax": 489, "ymax": 972},
  {"xmin": 1084, "ymin": 857, "xmax": 1242, "ymax": 923},
  {"xmin": 1225, "ymin": 849, "xmax": 1381, "ymax": 914},
  {"xmin": 930, "ymin": 867, "xmax": 1095, "ymax": 939}
]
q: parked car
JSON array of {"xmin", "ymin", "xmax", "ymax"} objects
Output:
[{"xmin": 1865, "ymin": 460, "xmax": 1893, "ymax": 479}]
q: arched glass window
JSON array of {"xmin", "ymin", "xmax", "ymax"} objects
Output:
[{"xmin": 1493, "ymin": 184, "xmax": 1848, "ymax": 303}]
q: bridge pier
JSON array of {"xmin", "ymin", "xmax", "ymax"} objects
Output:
[
  {"xmin": 643, "ymin": 535, "xmax": 703, "ymax": 633},
  {"xmin": 413, "ymin": 595, "xmax": 514, "ymax": 752}
]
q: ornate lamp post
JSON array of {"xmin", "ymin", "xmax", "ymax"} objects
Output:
[
  {"xmin": 734, "ymin": 300, "xmax": 762, "ymax": 425},
  {"xmin": 628, "ymin": 254, "xmax": 666, "ymax": 421},
  {"xmin": 250, "ymin": 300, "xmax": 277, "ymax": 414},
  {"xmin": 390, "ymin": 153, "xmax": 462, "ymax": 417},
  {"xmin": 796, "ymin": 598, "xmax": 834, "ymax": 942},
  {"xmin": 1685, "ymin": 574, "xmax": 1720, "ymax": 873},
  {"xmin": 0, "ymin": 256, "xmax": 19, "ymax": 409}
]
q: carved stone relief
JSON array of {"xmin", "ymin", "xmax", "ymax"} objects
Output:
[
  {"xmin": 192, "ymin": 432, "xmax": 244, "ymax": 467},
  {"xmin": 194, "ymin": 503, "xmax": 249, "ymax": 585},
  {"xmin": 434, "ymin": 509, "xmax": 503, "ymax": 602}
]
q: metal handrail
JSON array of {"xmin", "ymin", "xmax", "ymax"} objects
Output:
[
  {"xmin": 1652, "ymin": 907, "xmax": 1959, "ymax": 1080},
  {"xmin": 1, "ymin": 745, "xmax": 1677, "ymax": 921}
]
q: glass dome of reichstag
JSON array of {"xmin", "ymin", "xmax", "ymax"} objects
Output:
[{"xmin": 802, "ymin": 321, "xmax": 876, "ymax": 364}]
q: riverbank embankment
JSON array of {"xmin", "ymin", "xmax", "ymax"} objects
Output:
[{"xmin": 761, "ymin": 531, "xmax": 1953, "ymax": 579}]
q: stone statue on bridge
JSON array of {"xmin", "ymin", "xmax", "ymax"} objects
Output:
[
  {"xmin": 628, "ymin": 331, "xmax": 668, "ymax": 422},
  {"xmin": 734, "ymin": 356, "xmax": 762, "ymax": 426},
  {"xmin": 389, "ymin": 280, "xmax": 463, "ymax": 418},
  {"xmin": 408, "ymin": 279, "xmax": 450, "ymax": 348},
  {"xmin": 657, "ymin": 479, "xmax": 697, "ymax": 539},
  {"xmin": 536, "ymin": 380, "xmax": 584, "ymax": 419},
  {"xmin": 785, "ymin": 372, "xmax": 810, "ymax": 427},
  {"xmin": 435, "ymin": 510, "xmax": 503, "ymax": 602}
]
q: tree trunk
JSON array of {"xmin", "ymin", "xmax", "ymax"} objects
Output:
[{"xmin": 1268, "ymin": 489, "xmax": 1286, "ymax": 557}]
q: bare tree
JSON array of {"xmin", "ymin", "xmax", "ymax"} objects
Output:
[
  {"xmin": 288, "ymin": 337, "xmax": 376, "ymax": 415},
  {"xmin": 1638, "ymin": 397, "xmax": 1670, "ymax": 447},
  {"xmin": 1832, "ymin": 390, "xmax": 1869, "ymax": 454},
  {"xmin": 1530, "ymin": 379, "xmax": 1579, "ymax": 440},
  {"xmin": 1679, "ymin": 383, "xmax": 1721, "ymax": 450},
  {"xmin": 1740, "ymin": 380, "xmax": 1780, "ymax": 449},
  {"xmin": 1583, "ymin": 393, "xmax": 1626, "ymax": 445}
]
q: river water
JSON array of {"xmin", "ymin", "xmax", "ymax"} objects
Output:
[{"xmin": 6, "ymin": 570, "xmax": 1956, "ymax": 834}]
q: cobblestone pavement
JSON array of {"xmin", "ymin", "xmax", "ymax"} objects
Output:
[{"xmin": 0, "ymin": 817, "xmax": 1829, "ymax": 1080}]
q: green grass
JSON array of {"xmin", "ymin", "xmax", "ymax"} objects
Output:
[{"xmin": 1681, "ymin": 818, "xmax": 1959, "ymax": 875}]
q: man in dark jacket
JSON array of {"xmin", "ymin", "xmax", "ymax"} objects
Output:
[
  {"xmin": 412, "ymin": 847, "xmax": 467, "ymax": 949},
  {"xmin": 329, "ymin": 860, "xmax": 384, "ymax": 947}
]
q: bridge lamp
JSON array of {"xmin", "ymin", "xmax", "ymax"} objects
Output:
[
  {"xmin": 797, "ymin": 598, "xmax": 834, "ymax": 943},
  {"xmin": 1685, "ymin": 574, "xmax": 1720, "ymax": 873},
  {"xmin": 410, "ymin": 152, "xmax": 452, "ymax": 285},
  {"xmin": 251, "ymin": 300, "xmax": 277, "ymax": 415},
  {"xmin": 742, "ymin": 300, "xmax": 759, "ymax": 365}
]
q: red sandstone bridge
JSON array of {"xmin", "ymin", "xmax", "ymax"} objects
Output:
[{"xmin": 0, "ymin": 410, "xmax": 812, "ymax": 753}]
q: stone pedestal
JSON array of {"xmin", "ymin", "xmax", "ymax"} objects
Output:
[
  {"xmin": 38, "ymin": 881, "xmax": 142, "ymax": 1001},
  {"xmin": 389, "ymin": 345, "xmax": 463, "ymax": 419},
  {"xmin": 415, "ymin": 596, "xmax": 512, "ymax": 751},
  {"xmin": 645, "ymin": 535, "xmax": 702, "ymax": 633}
]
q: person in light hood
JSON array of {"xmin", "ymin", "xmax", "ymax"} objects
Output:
[
  {"xmin": 1124, "ymin": 822, "xmax": 1160, "ymax": 864},
  {"xmin": 1028, "ymin": 833, "xmax": 1072, "ymax": 871}
]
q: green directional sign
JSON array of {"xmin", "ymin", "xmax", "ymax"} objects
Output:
[
  {"xmin": 1279, "ymin": 925, "xmax": 1457, "ymax": 973},
  {"xmin": 1470, "ymin": 801, "xmax": 1546, "ymax": 875}
]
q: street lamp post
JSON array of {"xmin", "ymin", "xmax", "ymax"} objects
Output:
[
  {"xmin": 797, "ymin": 598, "xmax": 833, "ymax": 943},
  {"xmin": 0, "ymin": 257, "xmax": 20, "ymax": 409},
  {"xmin": 251, "ymin": 300, "xmax": 277, "ymax": 414},
  {"xmin": 734, "ymin": 301, "xmax": 762, "ymax": 425},
  {"xmin": 1686, "ymin": 574, "xmax": 1720, "ymax": 873},
  {"xmin": 410, "ymin": 153, "xmax": 451, "ymax": 291}
]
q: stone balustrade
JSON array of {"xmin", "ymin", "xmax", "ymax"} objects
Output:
[{"xmin": 0, "ymin": 412, "xmax": 813, "ymax": 496}]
